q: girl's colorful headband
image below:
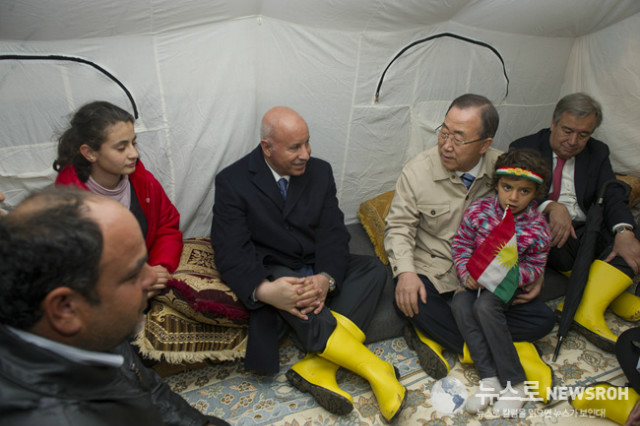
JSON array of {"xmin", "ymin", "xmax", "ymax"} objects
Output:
[{"xmin": 495, "ymin": 167, "xmax": 543, "ymax": 185}]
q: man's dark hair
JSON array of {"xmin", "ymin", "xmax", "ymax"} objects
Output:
[
  {"xmin": 0, "ymin": 187, "xmax": 103, "ymax": 330},
  {"xmin": 447, "ymin": 93, "xmax": 499, "ymax": 139},
  {"xmin": 492, "ymin": 148, "xmax": 552, "ymax": 198}
]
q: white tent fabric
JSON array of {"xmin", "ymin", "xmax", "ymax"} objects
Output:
[{"xmin": 1, "ymin": 0, "xmax": 639, "ymax": 238}]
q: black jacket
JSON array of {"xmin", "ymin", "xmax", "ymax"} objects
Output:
[
  {"xmin": 211, "ymin": 145, "xmax": 350, "ymax": 373},
  {"xmin": 511, "ymin": 128, "xmax": 633, "ymax": 230},
  {"xmin": 0, "ymin": 325, "xmax": 226, "ymax": 426}
]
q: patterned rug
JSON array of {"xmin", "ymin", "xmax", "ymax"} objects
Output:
[{"xmin": 164, "ymin": 304, "xmax": 634, "ymax": 425}]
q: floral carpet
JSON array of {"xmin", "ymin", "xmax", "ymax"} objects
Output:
[{"xmin": 164, "ymin": 304, "xmax": 633, "ymax": 425}]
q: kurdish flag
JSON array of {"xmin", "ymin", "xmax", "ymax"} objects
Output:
[{"xmin": 467, "ymin": 206, "xmax": 519, "ymax": 304}]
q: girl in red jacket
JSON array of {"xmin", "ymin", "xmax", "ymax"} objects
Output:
[{"xmin": 54, "ymin": 101, "xmax": 182, "ymax": 298}]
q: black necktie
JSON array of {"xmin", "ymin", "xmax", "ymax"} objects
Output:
[
  {"xmin": 277, "ymin": 178, "xmax": 288, "ymax": 200},
  {"xmin": 461, "ymin": 173, "xmax": 475, "ymax": 189}
]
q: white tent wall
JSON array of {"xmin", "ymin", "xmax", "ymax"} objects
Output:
[
  {"xmin": 340, "ymin": 23, "xmax": 575, "ymax": 218},
  {"xmin": 0, "ymin": 35, "xmax": 173, "ymax": 205},
  {"xmin": 561, "ymin": 11, "xmax": 640, "ymax": 176},
  {"xmin": 1, "ymin": 1, "xmax": 639, "ymax": 239},
  {"xmin": 158, "ymin": 20, "xmax": 261, "ymax": 235},
  {"xmin": 0, "ymin": 19, "xmax": 264, "ymax": 237}
]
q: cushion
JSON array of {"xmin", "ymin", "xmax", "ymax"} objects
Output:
[
  {"xmin": 616, "ymin": 174, "xmax": 640, "ymax": 209},
  {"xmin": 155, "ymin": 237, "xmax": 249, "ymax": 327},
  {"xmin": 133, "ymin": 300, "xmax": 247, "ymax": 364},
  {"xmin": 356, "ymin": 190, "xmax": 395, "ymax": 265}
]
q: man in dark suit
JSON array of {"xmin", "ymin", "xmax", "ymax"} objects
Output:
[
  {"xmin": 511, "ymin": 92, "xmax": 640, "ymax": 351},
  {"xmin": 210, "ymin": 106, "xmax": 405, "ymax": 422}
]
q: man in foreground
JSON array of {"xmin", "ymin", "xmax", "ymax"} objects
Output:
[
  {"xmin": 0, "ymin": 187, "xmax": 227, "ymax": 426},
  {"xmin": 211, "ymin": 106, "xmax": 404, "ymax": 422}
]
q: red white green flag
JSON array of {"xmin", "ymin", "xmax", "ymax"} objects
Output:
[{"xmin": 467, "ymin": 206, "xmax": 519, "ymax": 303}]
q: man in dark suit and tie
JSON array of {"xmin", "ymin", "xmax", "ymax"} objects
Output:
[
  {"xmin": 210, "ymin": 106, "xmax": 405, "ymax": 422},
  {"xmin": 510, "ymin": 92, "xmax": 640, "ymax": 352}
]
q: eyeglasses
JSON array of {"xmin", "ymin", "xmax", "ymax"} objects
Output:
[{"xmin": 436, "ymin": 125, "xmax": 486, "ymax": 147}]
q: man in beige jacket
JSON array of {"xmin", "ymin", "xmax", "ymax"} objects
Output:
[{"xmin": 384, "ymin": 94, "xmax": 555, "ymax": 400}]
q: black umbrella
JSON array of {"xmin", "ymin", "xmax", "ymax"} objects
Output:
[{"xmin": 552, "ymin": 179, "xmax": 631, "ymax": 362}]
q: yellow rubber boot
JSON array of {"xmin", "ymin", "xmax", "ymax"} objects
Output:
[
  {"xmin": 458, "ymin": 343, "xmax": 473, "ymax": 364},
  {"xmin": 514, "ymin": 341, "xmax": 553, "ymax": 403},
  {"xmin": 571, "ymin": 383, "xmax": 640, "ymax": 425},
  {"xmin": 286, "ymin": 354, "xmax": 353, "ymax": 415},
  {"xmin": 404, "ymin": 326, "xmax": 450, "ymax": 379},
  {"xmin": 320, "ymin": 313, "xmax": 406, "ymax": 423},
  {"xmin": 332, "ymin": 311, "xmax": 365, "ymax": 341},
  {"xmin": 457, "ymin": 342, "xmax": 503, "ymax": 414},
  {"xmin": 459, "ymin": 341, "xmax": 552, "ymax": 403},
  {"xmin": 285, "ymin": 311, "xmax": 364, "ymax": 415},
  {"xmin": 610, "ymin": 292, "xmax": 640, "ymax": 321},
  {"xmin": 557, "ymin": 260, "xmax": 632, "ymax": 352}
]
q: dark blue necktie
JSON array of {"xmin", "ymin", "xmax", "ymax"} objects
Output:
[
  {"xmin": 461, "ymin": 173, "xmax": 475, "ymax": 189},
  {"xmin": 277, "ymin": 178, "xmax": 288, "ymax": 200}
]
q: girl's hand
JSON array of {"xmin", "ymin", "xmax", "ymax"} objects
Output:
[
  {"xmin": 465, "ymin": 276, "xmax": 480, "ymax": 290},
  {"xmin": 147, "ymin": 265, "xmax": 171, "ymax": 299}
]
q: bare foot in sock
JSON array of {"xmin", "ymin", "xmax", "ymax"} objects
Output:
[
  {"xmin": 465, "ymin": 376, "xmax": 502, "ymax": 414},
  {"xmin": 492, "ymin": 382, "xmax": 526, "ymax": 417}
]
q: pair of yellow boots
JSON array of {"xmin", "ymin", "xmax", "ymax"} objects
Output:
[
  {"xmin": 562, "ymin": 260, "xmax": 640, "ymax": 424},
  {"xmin": 556, "ymin": 260, "xmax": 639, "ymax": 352},
  {"xmin": 408, "ymin": 326, "xmax": 554, "ymax": 404},
  {"xmin": 286, "ymin": 311, "xmax": 405, "ymax": 423},
  {"xmin": 410, "ymin": 323, "xmax": 640, "ymax": 424}
]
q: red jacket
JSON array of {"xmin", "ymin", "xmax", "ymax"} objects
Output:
[{"xmin": 55, "ymin": 161, "xmax": 183, "ymax": 272}]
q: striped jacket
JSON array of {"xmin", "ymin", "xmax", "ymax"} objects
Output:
[{"xmin": 452, "ymin": 195, "xmax": 551, "ymax": 288}]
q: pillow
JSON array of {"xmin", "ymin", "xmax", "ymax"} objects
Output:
[
  {"xmin": 357, "ymin": 190, "xmax": 395, "ymax": 265},
  {"xmin": 133, "ymin": 300, "xmax": 247, "ymax": 364},
  {"xmin": 616, "ymin": 174, "xmax": 640, "ymax": 209},
  {"xmin": 155, "ymin": 237, "xmax": 249, "ymax": 327}
]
